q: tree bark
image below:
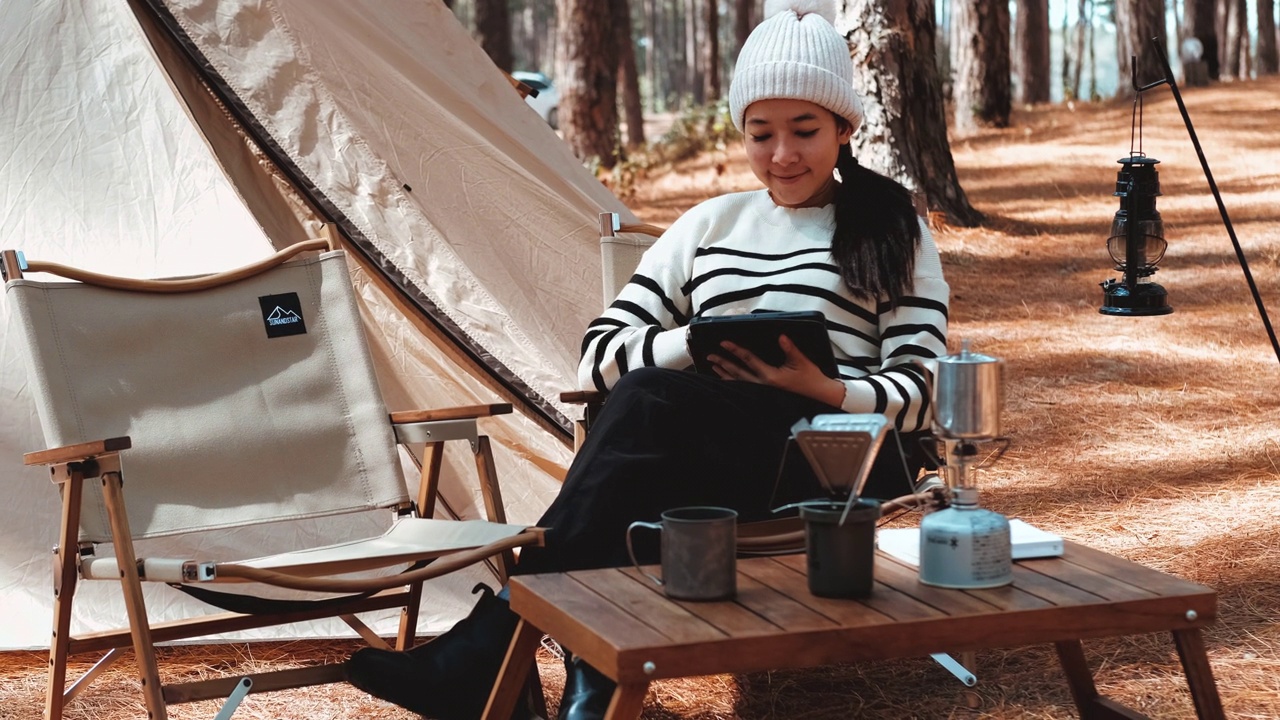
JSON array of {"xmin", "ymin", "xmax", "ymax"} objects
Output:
[
  {"xmin": 556, "ymin": 0, "xmax": 621, "ymax": 167},
  {"xmin": 953, "ymin": 0, "xmax": 1011, "ymax": 132},
  {"xmin": 1259, "ymin": 0, "xmax": 1279, "ymax": 74},
  {"xmin": 1070, "ymin": 0, "xmax": 1087, "ymax": 98},
  {"xmin": 1218, "ymin": 0, "xmax": 1249, "ymax": 79},
  {"xmin": 1015, "ymin": 0, "xmax": 1051, "ymax": 103},
  {"xmin": 735, "ymin": 0, "xmax": 755, "ymax": 55},
  {"xmin": 613, "ymin": 0, "xmax": 648, "ymax": 147},
  {"xmin": 704, "ymin": 0, "xmax": 721, "ymax": 101},
  {"xmin": 686, "ymin": 0, "xmax": 702, "ymax": 104},
  {"xmin": 475, "ymin": 0, "xmax": 514, "ymax": 72},
  {"xmin": 1184, "ymin": 0, "xmax": 1219, "ymax": 79},
  {"xmin": 837, "ymin": 0, "xmax": 982, "ymax": 226},
  {"xmin": 1115, "ymin": 0, "xmax": 1167, "ymax": 94}
]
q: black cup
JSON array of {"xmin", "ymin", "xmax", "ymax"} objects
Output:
[{"xmin": 799, "ymin": 498, "xmax": 880, "ymax": 598}]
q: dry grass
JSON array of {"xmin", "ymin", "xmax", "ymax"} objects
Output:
[{"xmin": 4, "ymin": 77, "xmax": 1280, "ymax": 718}]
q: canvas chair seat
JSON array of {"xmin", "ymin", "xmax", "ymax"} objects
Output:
[{"xmin": 2, "ymin": 238, "xmax": 545, "ymax": 720}]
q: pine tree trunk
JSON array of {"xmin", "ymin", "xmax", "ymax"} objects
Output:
[
  {"xmin": 953, "ymin": 0, "xmax": 1012, "ymax": 132},
  {"xmin": 735, "ymin": 0, "xmax": 754, "ymax": 54},
  {"xmin": 1015, "ymin": 0, "xmax": 1051, "ymax": 103},
  {"xmin": 704, "ymin": 0, "xmax": 721, "ymax": 101},
  {"xmin": 1185, "ymin": 0, "xmax": 1219, "ymax": 78},
  {"xmin": 685, "ymin": 0, "xmax": 701, "ymax": 104},
  {"xmin": 1070, "ymin": 0, "xmax": 1087, "ymax": 98},
  {"xmin": 1115, "ymin": 0, "xmax": 1167, "ymax": 94},
  {"xmin": 613, "ymin": 0, "xmax": 648, "ymax": 147},
  {"xmin": 1217, "ymin": 0, "xmax": 1247, "ymax": 79},
  {"xmin": 555, "ymin": 0, "xmax": 621, "ymax": 166},
  {"xmin": 476, "ymin": 0, "xmax": 514, "ymax": 72},
  {"xmin": 838, "ymin": 0, "xmax": 982, "ymax": 226},
  {"xmin": 1259, "ymin": 0, "xmax": 1279, "ymax": 74}
]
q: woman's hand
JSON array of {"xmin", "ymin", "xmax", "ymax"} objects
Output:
[{"xmin": 707, "ymin": 334, "xmax": 846, "ymax": 408}]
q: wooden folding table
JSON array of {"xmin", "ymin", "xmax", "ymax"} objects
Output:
[{"xmin": 483, "ymin": 541, "xmax": 1222, "ymax": 719}]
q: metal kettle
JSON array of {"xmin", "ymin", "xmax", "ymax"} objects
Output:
[{"xmin": 927, "ymin": 339, "xmax": 1004, "ymax": 440}]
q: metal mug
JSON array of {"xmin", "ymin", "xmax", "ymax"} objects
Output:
[{"xmin": 626, "ymin": 506, "xmax": 737, "ymax": 601}]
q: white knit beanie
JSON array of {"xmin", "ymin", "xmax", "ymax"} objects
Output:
[{"xmin": 729, "ymin": 0, "xmax": 863, "ymax": 134}]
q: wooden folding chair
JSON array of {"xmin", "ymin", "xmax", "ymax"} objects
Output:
[{"xmin": 1, "ymin": 238, "xmax": 544, "ymax": 720}]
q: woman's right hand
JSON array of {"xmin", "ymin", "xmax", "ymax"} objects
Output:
[{"xmin": 708, "ymin": 335, "xmax": 846, "ymax": 407}]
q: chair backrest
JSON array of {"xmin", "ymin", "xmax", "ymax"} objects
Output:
[
  {"xmin": 599, "ymin": 212, "xmax": 660, "ymax": 306},
  {"xmin": 6, "ymin": 250, "xmax": 407, "ymax": 542}
]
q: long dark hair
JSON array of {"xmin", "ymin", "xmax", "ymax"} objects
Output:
[{"xmin": 831, "ymin": 133, "xmax": 921, "ymax": 306}]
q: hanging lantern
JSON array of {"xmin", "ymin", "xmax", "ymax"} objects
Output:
[{"xmin": 1099, "ymin": 153, "xmax": 1172, "ymax": 316}]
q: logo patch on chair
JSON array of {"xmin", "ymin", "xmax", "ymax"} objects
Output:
[{"xmin": 258, "ymin": 293, "xmax": 308, "ymax": 338}]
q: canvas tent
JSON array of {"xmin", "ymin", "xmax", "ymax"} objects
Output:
[{"xmin": 0, "ymin": 0, "xmax": 637, "ymax": 649}]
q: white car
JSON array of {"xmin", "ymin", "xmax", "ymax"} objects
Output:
[{"xmin": 512, "ymin": 70, "xmax": 559, "ymax": 129}]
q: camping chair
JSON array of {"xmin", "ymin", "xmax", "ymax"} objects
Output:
[{"xmin": 1, "ymin": 237, "xmax": 545, "ymax": 720}]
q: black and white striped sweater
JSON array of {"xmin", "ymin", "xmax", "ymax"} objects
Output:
[{"xmin": 579, "ymin": 190, "xmax": 950, "ymax": 432}]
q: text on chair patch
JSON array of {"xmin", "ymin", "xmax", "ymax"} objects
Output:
[{"xmin": 258, "ymin": 293, "xmax": 307, "ymax": 338}]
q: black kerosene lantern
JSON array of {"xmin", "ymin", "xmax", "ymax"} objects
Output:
[{"xmin": 1099, "ymin": 153, "xmax": 1171, "ymax": 316}]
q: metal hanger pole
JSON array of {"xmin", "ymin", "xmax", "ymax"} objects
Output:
[{"xmin": 1134, "ymin": 39, "xmax": 1280, "ymax": 367}]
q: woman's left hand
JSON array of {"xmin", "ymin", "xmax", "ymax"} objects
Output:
[{"xmin": 708, "ymin": 334, "xmax": 846, "ymax": 408}]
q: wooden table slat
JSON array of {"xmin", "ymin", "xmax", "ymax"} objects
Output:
[
  {"xmin": 772, "ymin": 553, "xmax": 951, "ymax": 622},
  {"xmin": 1058, "ymin": 543, "xmax": 1212, "ymax": 596},
  {"xmin": 723, "ymin": 571, "xmax": 841, "ymax": 631},
  {"xmin": 616, "ymin": 567, "xmax": 783, "ymax": 636},
  {"xmin": 741, "ymin": 557, "xmax": 897, "ymax": 628},
  {"xmin": 872, "ymin": 554, "xmax": 1006, "ymax": 616},
  {"xmin": 581, "ymin": 568, "xmax": 729, "ymax": 643},
  {"xmin": 1017, "ymin": 556, "xmax": 1161, "ymax": 603}
]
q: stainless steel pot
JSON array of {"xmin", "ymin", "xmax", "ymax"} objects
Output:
[{"xmin": 929, "ymin": 339, "xmax": 1004, "ymax": 440}]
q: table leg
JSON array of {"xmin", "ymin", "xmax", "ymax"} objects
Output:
[
  {"xmin": 603, "ymin": 683, "xmax": 649, "ymax": 720},
  {"xmin": 1055, "ymin": 640, "xmax": 1152, "ymax": 720},
  {"xmin": 1172, "ymin": 629, "xmax": 1225, "ymax": 720},
  {"xmin": 482, "ymin": 618, "xmax": 543, "ymax": 720},
  {"xmin": 1056, "ymin": 639, "xmax": 1100, "ymax": 713}
]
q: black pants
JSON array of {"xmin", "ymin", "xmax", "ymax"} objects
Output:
[{"xmin": 514, "ymin": 367, "xmax": 925, "ymax": 575}]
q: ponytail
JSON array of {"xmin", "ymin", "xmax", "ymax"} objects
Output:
[{"xmin": 831, "ymin": 141, "xmax": 921, "ymax": 305}]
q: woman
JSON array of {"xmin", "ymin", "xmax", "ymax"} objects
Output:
[{"xmin": 345, "ymin": 1, "xmax": 948, "ymax": 717}]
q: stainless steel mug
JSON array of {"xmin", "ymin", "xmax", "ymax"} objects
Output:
[{"xmin": 626, "ymin": 506, "xmax": 738, "ymax": 601}]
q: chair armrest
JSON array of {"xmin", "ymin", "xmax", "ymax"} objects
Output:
[
  {"xmin": 560, "ymin": 390, "xmax": 608, "ymax": 405},
  {"xmin": 389, "ymin": 403, "xmax": 512, "ymax": 424},
  {"xmin": 24, "ymin": 437, "xmax": 132, "ymax": 466}
]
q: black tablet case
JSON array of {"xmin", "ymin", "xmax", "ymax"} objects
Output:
[{"xmin": 687, "ymin": 311, "xmax": 839, "ymax": 379}]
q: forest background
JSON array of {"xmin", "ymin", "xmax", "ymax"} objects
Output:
[
  {"xmin": 4, "ymin": 0, "xmax": 1280, "ymax": 717},
  {"xmin": 440, "ymin": 0, "xmax": 1277, "ymax": 231}
]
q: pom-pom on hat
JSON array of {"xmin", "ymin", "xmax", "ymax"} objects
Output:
[{"xmin": 728, "ymin": 0, "xmax": 863, "ymax": 134}]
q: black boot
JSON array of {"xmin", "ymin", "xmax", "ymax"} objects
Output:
[
  {"xmin": 556, "ymin": 654, "xmax": 616, "ymax": 720},
  {"xmin": 345, "ymin": 583, "xmax": 520, "ymax": 719}
]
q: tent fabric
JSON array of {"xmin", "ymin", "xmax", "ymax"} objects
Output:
[{"xmin": 0, "ymin": 0, "xmax": 630, "ymax": 648}]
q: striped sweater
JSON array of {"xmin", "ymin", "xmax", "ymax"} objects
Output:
[{"xmin": 579, "ymin": 189, "xmax": 950, "ymax": 432}]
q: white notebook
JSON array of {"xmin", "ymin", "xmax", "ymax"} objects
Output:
[{"xmin": 877, "ymin": 519, "xmax": 1064, "ymax": 567}]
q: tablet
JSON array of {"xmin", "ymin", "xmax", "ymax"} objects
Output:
[{"xmin": 687, "ymin": 311, "xmax": 839, "ymax": 379}]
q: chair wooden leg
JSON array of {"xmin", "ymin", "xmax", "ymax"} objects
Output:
[
  {"xmin": 396, "ymin": 580, "xmax": 424, "ymax": 651},
  {"xmin": 1172, "ymin": 629, "xmax": 1225, "ymax": 720},
  {"xmin": 473, "ymin": 435, "xmax": 514, "ymax": 582},
  {"xmin": 415, "ymin": 441, "xmax": 445, "ymax": 518},
  {"xmin": 100, "ymin": 473, "xmax": 168, "ymax": 720},
  {"xmin": 45, "ymin": 467, "xmax": 86, "ymax": 720}
]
